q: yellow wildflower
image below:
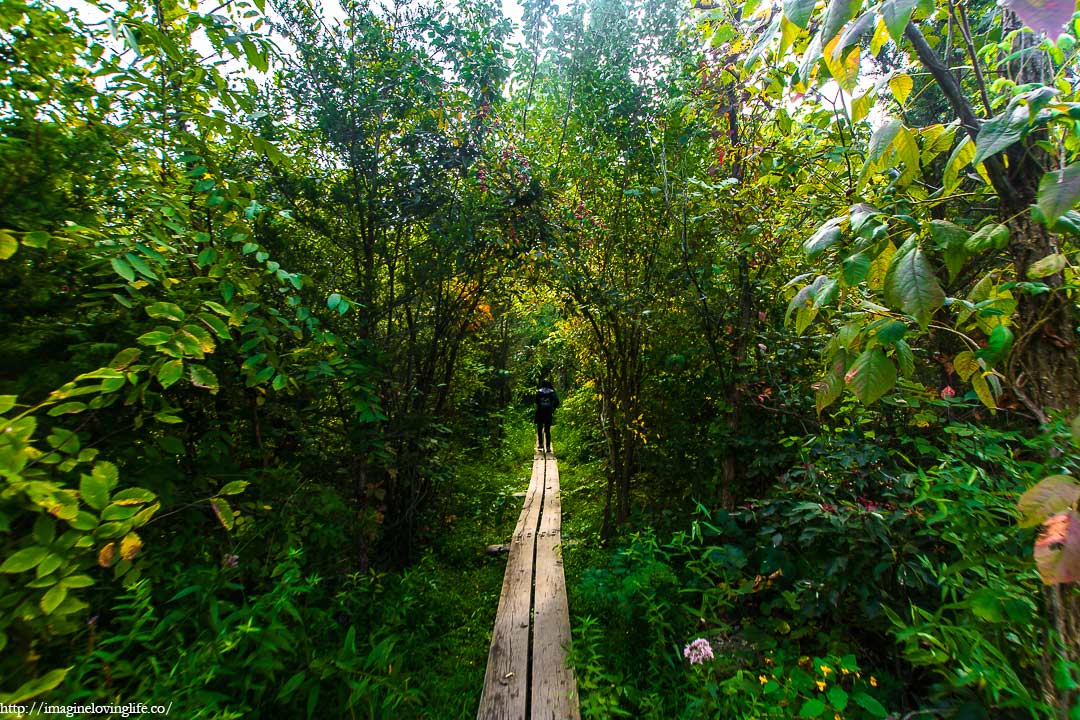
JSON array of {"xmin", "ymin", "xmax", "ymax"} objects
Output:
[
  {"xmin": 759, "ymin": 675, "xmax": 768, "ymax": 685},
  {"xmin": 820, "ymin": 665, "xmax": 833, "ymax": 676},
  {"xmin": 815, "ymin": 680, "xmax": 827, "ymax": 691},
  {"xmin": 870, "ymin": 676, "xmax": 878, "ymax": 687}
]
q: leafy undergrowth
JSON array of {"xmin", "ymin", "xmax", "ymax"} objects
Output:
[{"xmin": 561, "ymin": 418, "xmax": 1073, "ymax": 720}]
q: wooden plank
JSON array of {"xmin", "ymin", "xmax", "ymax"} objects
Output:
[
  {"xmin": 531, "ymin": 455, "xmax": 580, "ymax": 720},
  {"xmin": 477, "ymin": 452, "xmax": 545, "ymax": 719}
]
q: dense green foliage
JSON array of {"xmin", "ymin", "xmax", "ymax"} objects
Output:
[{"xmin": 1, "ymin": 0, "xmax": 1079, "ymax": 717}]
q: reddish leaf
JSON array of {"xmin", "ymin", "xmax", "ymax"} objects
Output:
[{"xmin": 1035, "ymin": 510, "xmax": 1080, "ymax": 585}]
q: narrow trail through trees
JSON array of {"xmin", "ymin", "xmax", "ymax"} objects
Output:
[{"xmin": 477, "ymin": 450, "xmax": 579, "ymax": 720}]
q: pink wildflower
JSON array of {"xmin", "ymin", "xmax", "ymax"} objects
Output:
[
  {"xmin": 684, "ymin": 637, "xmax": 714, "ymax": 665},
  {"xmin": 940, "ymin": 385, "xmax": 956, "ymax": 399}
]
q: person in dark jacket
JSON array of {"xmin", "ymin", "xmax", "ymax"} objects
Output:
[{"xmin": 533, "ymin": 380, "xmax": 560, "ymax": 453}]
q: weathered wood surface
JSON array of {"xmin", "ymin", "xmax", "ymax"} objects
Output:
[
  {"xmin": 478, "ymin": 450, "xmax": 579, "ymax": 720},
  {"xmin": 530, "ymin": 456, "xmax": 579, "ymax": 719},
  {"xmin": 477, "ymin": 452, "xmax": 544, "ymax": 719}
]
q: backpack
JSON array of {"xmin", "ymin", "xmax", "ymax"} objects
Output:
[{"xmin": 537, "ymin": 391, "xmax": 555, "ymax": 410}]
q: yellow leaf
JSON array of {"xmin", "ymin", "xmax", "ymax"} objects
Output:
[
  {"xmin": 120, "ymin": 532, "xmax": 142, "ymax": 561},
  {"xmin": 98, "ymin": 542, "xmax": 116, "ymax": 568},
  {"xmin": 972, "ymin": 372, "xmax": 997, "ymax": 409},
  {"xmin": 889, "ymin": 73, "xmax": 913, "ymax": 106},
  {"xmin": 852, "ymin": 90, "xmax": 875, "ymax": 123},
  {"xmin": 953, "ymin": 350, "xmax": 980, "ymax": 382},
  {"xmin": 869, "ymin": 17, "xmax": 890, "ymax": 54}
]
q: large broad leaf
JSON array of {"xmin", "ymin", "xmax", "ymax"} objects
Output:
[
  {"xmin": 845, "ymin": 347, "xmax": 897, "ymax": 405},
  {"xmin": 786, "ymin": 275, "xmax": 829, "ymax": 322},
  {"xmin": 1018, "ymin": 475, "xmax": 1080, "ymax": 528},
  {"xmin": 821, "ymin": 0, "xmax": 860, "ymax": 44},
  {"xmin": 80, "ymin": 471, "xmax": 110, "ymax": 512},
  {"xmin": 929, "ymin": 220, "xmax": 970, "ymax": 281},
  {"xmin": 158, "ymin": 359, "xmax": 184, "ymax": 389},
  {"xmin": 784, "ymin": 0, "xmax": 818, "ymax": 28},
  {"xmin": 1006, "ymin": 0, "xmax": 1076, "ymax": 36},
  {"xmin": 943, "ymin": 134, "xmax": 975, "ymax": 191},
  {"xmin": 816, "ymin": 351, "xmax": 847, "ymax": 414},
  {"xmin": 1036, "ymin": 163, "xmax": 1080, "ymax": 225},
  {"xmin": 1035, "ymin": 510, "xmax": 1080, "ymax": 585},
  {"xmin": 0, "ymin": 546, "xmax": 48, "ymax": 574},
  {"xmin": 803, "ymin": 218, "xmax": 844, "ymax": 259},
  {"xmin": 868, "ymin": 118, "xmax": 903, "ymax": 162},
  {"xmin": 190, "ymin": 365, "xmax": 220, "ymax": 394},
  {"xmin": 836, "ymin": 11, "xmax": 875, "ymax": 52},
  {"xmin": 974, "ymin": 101, "xmax": 1031, "ymax": 164},
  {"xmin": 879, "ymin": 0, "xmax": 917, "ymax": 42},
  {"xmin": 883, "ymin": 236, "xmax": 945, "ymax": 328},
  {"xmin": 1028, "ymin": 253, "xmax": 1068, "ymax": 279}
]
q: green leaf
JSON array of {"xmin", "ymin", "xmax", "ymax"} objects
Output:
[
  {"xmin": 876, "ymin": 320, "xmax": 907, "ymax": 344},
  {"xmin": 842, "ymin": 253, "xmax": 871, "ymax": 285},
  {"xmin": 821, "ymin": 0, "xmax": 859, "ymax": 43},
  {"xmin": 974, "ymin": 101, "xmax": 1030, "ymax": 164},
  {"xmin": 964, "ymin": 223, "xmax": 1009, "ymax": 253},
  {"xmin": 20, "ymin": 231, "xmax": 49, "ymax": 248},
  {"xmin": 80, "ymin": 472, "xmax": 110, "ymax": 512},
  {"xmin": 0, "ymin": 395, "xmax": 16, "ymax": 414},
  {"xmin": 219, "ymin": 480, "xmax": 249, "ymax": 496},
  {"xmin": 327, "ymin": 293, "xmax": 342, "ymax": 310},
  {"xmin": 930, "ymin": 220, "xmax": 969, "ymax": 281},
  {"xmin": 883, "ymin": 236, "xmax": 944, "ymax": 328},
  {"xmin": 146, "ymin": 302, "xmax": 186, "ymax": 321},
  {"xmin": 784, "ymin": 0, "xmax": 818, "ymax": 28},
  {"xmin": 158, "ymin": 359, "xmax": 184, "ymax": 389},
  {"xmin": 803, "ymin": 218, "xmax": 842, "ymax": 260},
  {"xmin": 895, "ymin": 339, "xmax": 915, "ymax": 377},
  {"xmin": 1037, "ymin": 164, "xmax": 1080, "ymax": 225},
  {"xmin": 846, "ymin": 348, "xmax": 897, "ymax": 405},
  {"xmin": 190, "ymin": 365, "xmax": 219, "ymax": 393},
  {"xmin": 827, "ymin": 685, "xmax": 849, "ymax": 710},
  {"xmin": 1028, "ymin": 253, "xmax": 1067, "ymax": 279},
  {"xmin": 111, "ymin": 488, "xmax": 156, "ymax": 505},
  {"xmin": 816, "ymin": 351, "xmax": 847, "ymax": 414},
  {"xmin": 0, "ymin": 667, "xmax": 71, "ymax": 704},
  {"xmin": 137, "ymin": 330, "xmax": 172, "ymax": 346},
  {"xmin": 111, "ymin": 256, "xmax": 135, "ymax": 282},
  {"xmin": 47, "ymin": 402, "xmax": 87, "ymax": 416},
  {"xmin": 61, "ymin": 574, "xmax": 95, "ymax": 589},
  {"xmin": 41, "ymin": 583, "xmax": 67, "ymax": 614},
  {"xmin": 1072, "ymin": 414, "xmax": 1080, "ymax": 448},
  {"xmin": 798, "ymin": 698, "xmax": 827, "ymax": 717},
  {"xmin": 0, "ymin": 546, "xmax": 49, "ymax": 573},
  {"xmin": 0, "ymin": 231, "xmax": 17, "ymax": 260},
  {"xmin": 125, "ymin": 252, "xmax": 158, "ymax": 280},
  {"xmin": 980, "ymin": 325, "xmax": 1014, "ymax": 364},
  {"xmin": 1019, "ymin": 475, "xmax": 1080, "ymax": 528},
  {"xmin": 868, "ymin": 118, "xmax": 903, "ymax": 162},
  {"xmin": 33, "ymin": 515, "xmax": 56, "ymax": 546},
  {"xmin": 879, "ymin": 0, "xmax": 917, "ymax": 42},
  {"xmin": 852, "ymin": 691, "xmax": 888, "ymax": 717}
]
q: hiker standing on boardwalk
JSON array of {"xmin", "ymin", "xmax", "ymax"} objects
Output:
[{"xmin": 533, "ymin": 380, "xmax": 560, "ymax": 453}]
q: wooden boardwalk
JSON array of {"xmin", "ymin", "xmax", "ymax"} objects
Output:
[{"xmin": 478, "ymin": 450, "xmax": 579, "ymax": 720}]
